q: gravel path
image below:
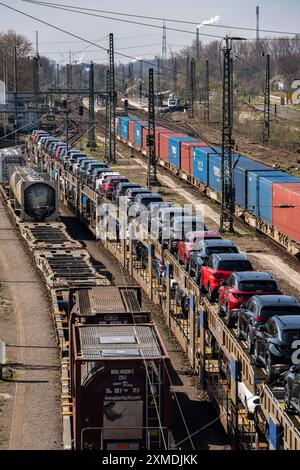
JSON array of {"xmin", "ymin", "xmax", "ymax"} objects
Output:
[{"xmin": 0, "ymin": 198, "xmax": 61, "ymax": 450}]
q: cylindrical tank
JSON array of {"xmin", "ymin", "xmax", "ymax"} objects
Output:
[{"xmin": 10, "ymin": 167, "xmax": 59, "ymax": 221}]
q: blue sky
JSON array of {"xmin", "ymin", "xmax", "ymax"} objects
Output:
[{"xmin": 1, "ymin": 0, "xmax": 300, "ymax": 64}]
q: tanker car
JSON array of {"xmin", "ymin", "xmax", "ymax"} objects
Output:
[{"xmin": 9, "ymin": 167, "xmax": 59, "ymax": 222}]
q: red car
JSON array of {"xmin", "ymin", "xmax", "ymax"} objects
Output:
[
  {"xmin": 101, "ymin": 175, "xmax": 129, "ymax": 199},
  {"xmin": 200, "ymin": 253, "xmax": 253, "ymax": 302},
  {"xmin": 218, "ymin": 271, "xmax": 281, "ymax": 327},
  {"xmin": 177, "ymin": 230, "xmax": 222, "ymax": 267}
]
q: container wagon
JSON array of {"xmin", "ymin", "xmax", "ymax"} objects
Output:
[
  {"xmin": 70, "ymin": 323, "xmax": 171, "ymax": 450},
  {"xmin": 9, "ymin": 167, "xmax": 59, "ymax": 222}
]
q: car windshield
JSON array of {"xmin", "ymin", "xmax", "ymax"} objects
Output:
[
  {"xmin": 217, "ymin": 260, "xmax": 252, "ymax": 271},
  {"xmin": 238, "ymin": 281, "xmax": 278, "ymax": 292},
  {"xmin": 261, "ymin": 306, "xmax": 300, "ymax": 318},
  {"xmin": 206, "ymin": 246, "xmax": 238, "ymax": 256},
  {"xmin": 283, "ymin": 329, "xmax": 300, "ymax": 342}
]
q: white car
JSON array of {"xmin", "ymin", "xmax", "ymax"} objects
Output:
[
  {"xmin": 95, "ymin": 172, "xmax": 120, "ymax": 191},
  {"xmin": 238, "ymin": 382, "xmax": 260, "ymax": 418}
]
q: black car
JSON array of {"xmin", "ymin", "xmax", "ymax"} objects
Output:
[
  {"xmin": 188, "ymin": 239, "xmax": 239, "ymax": 283},
  {"xmin": 166, "ymin": 216, "xmax": 207, "ymax": 254},
  {"xmin": 113, "ymin": 182, "xmax": 140, "ymax": 204},
  {"xmin": 254, "ymin": 316, "xmax": 300, "ymax": 383},
  {"xmin": 284, "ymin": 365, "xmax": 300, "ymax": 415},
  {"xmin": 237, "ymin": 295, "xmax": 300, "ymax": 354}
]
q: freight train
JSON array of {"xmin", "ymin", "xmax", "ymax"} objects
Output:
[
  {"xmin": 116, "ymin": 115, "xmax": 300, "ymax": 254},
  {"xmin": 0, "ymin": 148, "xmax": 172, "ymax": 451},
  {"xmin": 27, "ymin": 130, "xmax": 300, "ymax": 450}
]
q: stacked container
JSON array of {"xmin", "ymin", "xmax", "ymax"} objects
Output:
[
  {"xmin": 247, "ymin": 170, "xmax": 300, "ymax": 223},
  {"xmin": 181, "ymin": 141, "xmax": 208, "ymax": 176},
  {"xmin": 168, "ymin": 136, "xmax": 198, "ymax": 169},
  {"xmin": 272, "ymin": 182, "xmax": 300, "ymax": 243}
]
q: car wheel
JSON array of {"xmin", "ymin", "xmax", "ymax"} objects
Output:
[
  {"xmin": 208, "ymin": 283, "xmax": 214, "ymax": 301},
  {"xmin": 284, "ymin": 384, "xmax": 291, "ymax": 409},
  {"xmin": 199, "ymin": 276, "xmax": 205, "ymax": 292},
  {"xmin": 266, "ymin": 354, "xmax": 275, "ymax": 384},
  {"xmin": 236, "ymin": 319, "xmax": 242, "ymax": 339},
  {"xmin": 253, "ymin": 340, "xmax": 260, "ymax": 364},
  {"xmin": 247, "ymin": 330, "xmax": 253, "ymax": 354},
  {"xmin": 226, "ymin": 307, "xmax": 234, "ymax": 328},
  {"xmin": 218, "ymin": 294, "xmax": 223, "ymax": 315}
]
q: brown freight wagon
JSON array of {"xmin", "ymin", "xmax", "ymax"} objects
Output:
[
  {"xmin": 70, "ymin": 323, "xmax": 171, "ymax": 450},
  {"xmin": 69, "ymin": 285, "xmax": 151, "ymax": 325}
]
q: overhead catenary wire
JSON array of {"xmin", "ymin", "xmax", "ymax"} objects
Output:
[
  {"xmin": 21, "ymin": 0, "xmax": 300, "ymax": 37},
  {"xmin": 0, "ymin": 2, "xmax": 202, "ymax": 80}
]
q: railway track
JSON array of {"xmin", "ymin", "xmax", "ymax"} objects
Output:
[{"xmin": 28, "ymin": 135, "xmax": 300, "ymax": 450}]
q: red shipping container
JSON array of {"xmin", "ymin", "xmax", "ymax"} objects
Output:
[
  {"xmin": 154, "ymin": 126, "xmax": 171, "ymax": 156},
  {"xmin": 272, "ymin": 182, "xmax": 300, "ymax": 243},
  {"xmin": 128, "ymin": 120, "xmax": 136, "ymax": 144},
  {"xmin": 142, "ymin": 126, "xmax": 149, "ymax": 150},
  {"xmin": 181, "ymin": 141, "xmax": 209, "ymax": 176},
  {"xmin": 159, "ymin": 132, "xmax": 185, "ymax": 161}
]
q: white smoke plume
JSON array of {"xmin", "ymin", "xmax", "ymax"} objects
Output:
[{"xmin": 197, "ymin": 15, "xmax": 221, "ymax": 29}]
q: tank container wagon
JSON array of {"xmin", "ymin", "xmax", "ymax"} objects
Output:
[{"xmin": 9, "ymin": 167, "xmax": 59, "ymax": 222}]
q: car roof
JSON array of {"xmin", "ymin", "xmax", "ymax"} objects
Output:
[
  {"xmin": 136, "ymin": 193, "xmax": 162, "ymax": 199},
  {"xmin": 188, "ymin": 230, "xmax": 221, "ymax": 239},
  {"xmin": 127, "ymin": 188, "xmax": 151, "ymax": 193},
  {"xmin": 212, "ymin": 253, "xmax": 249, "ymax": 261},
  {"xmin": 117, "ymin": 182, "xmax": 139, "ymax": 188},
  {"xmin": 273, "ymin": 316, "xmax": 300, "ymax": 328},
  {"xmin": 251, "ymin": 295, "xmax": 298, "ymax": 306},
  {"xmin": 234, "ymin": 272, "xmax": 276, "ymax": 281},
  {"xmin": 204, "ymin": 239, "xmax": 237, "ymax": 247}
]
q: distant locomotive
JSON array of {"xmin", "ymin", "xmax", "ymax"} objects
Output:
[
  {"xmin": 167, "ymin": 94, "xmax": 181, "ymax": 109},
  {"xmin": 9, "ymin": 167, "xmax": 59, "ymax": 222}
]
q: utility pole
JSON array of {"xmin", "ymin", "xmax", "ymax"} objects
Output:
[
  {"xmin": 32, "ymin": 31, "xmax": 40, "ymax": 108},
  {"xmin": 256, "ymin": 6, "xmax": 260, "ymax": 41},
  {"xmin": 190, "ymin": 58, "xmax": 196, "ymax": 118},
  {"xmin": 156, "ymin": 57, "xmax": 161, "ymax": 106},
  {"xmin": 186, "ymin": 55, "xmax": 190, "ymax": 104},
  {"xmin": 263, "ymin": 53, "xmax": 270, "ymax": 145},
  {"xmin": 204, "ymin": 59, "xmax": 210, "ymax": 124},
  {"xmin": 147, "ymin": 68, "xmax": 158, "ymax": 188},
  {"xmin": 162, "ymin": 20, "xmax": 167, "ymax": 63},
  {"xmin": 105, "ymin": 33, "xmax": 116, "ymax": 163},
  {"xmin": 220, "ymin": 37, "xmax": 240, "ymax": 233},
  {"xmin": 162, "ymin": 19, "xmax": 167, "ymax": 85},
  {"xmin": 196, "ymin": 28, "xmax": 200, "ymax": 60},
  {"xmin": 3, "ymin": 55, "xmax": 8, "ymax": 137},
  {"xmin": 173, "ymin": 56, "xmax": 177, "ymax": 93},
  {"xmin": 14, "ymin": 44, "xmax": 18, "ymax": 146},
  {"xmin": 139, "ymin": 59, "xmax": 143, "ymax": 105},
  {"xmin": 56, "ymin": 63, "xmax": 60, "ymax": 86},
  {"xmin": 88, "ymin": 61, "xmax": 96, "ymax": 150}
]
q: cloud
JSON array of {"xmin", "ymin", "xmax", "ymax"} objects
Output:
[{"xmin": 197, "ymin": 15, "xmax": 221, "ymax": 29}]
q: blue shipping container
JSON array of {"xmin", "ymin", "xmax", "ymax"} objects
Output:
[
  {"xmin": 233, "ymin": 156, "xmax": 274, "ymax": 208},
  {"xmin": 247, "ymin": 170, "xmax": 300, "ymax": 223},
  {"xmin": 118, "ymin": 116, "xmax": 130, "ymax": 139},
  {"xmin": 169, "ymin": 136, "xmax": 197, "ymax": 168},
  {"xmin": 193, "ymin": 146, "xmax": 211, "ymax": 185},
  {"xmin": 134, "ymin": 122, "xmax": 145, "ymax": 147},
  {"xmin": 207, "ymin": 150, "xmax": 239, "ymax": 192}
]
